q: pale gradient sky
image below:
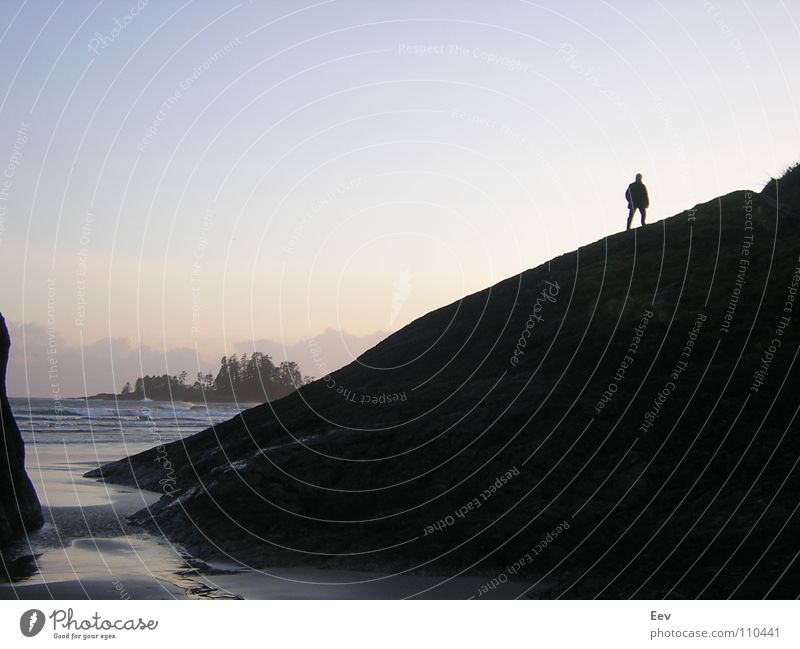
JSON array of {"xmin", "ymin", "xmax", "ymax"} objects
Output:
[{"xmin": 1, "ymin": 0, "xmax": 798, "ymax": 395}]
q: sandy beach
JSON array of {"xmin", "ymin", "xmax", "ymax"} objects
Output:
[
  {"xmin": 1, "ymin": 442, "xmax": 205, "ymax": 599},
  {"xmin": 1, "ymin": 440, "xmax": 538, "ymax": 599}
]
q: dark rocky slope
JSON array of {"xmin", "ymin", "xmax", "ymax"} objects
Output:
[
  {"xmin": 0, "ymin": 313, "xmax": 43, "ymax": 545},
  {"xmin": 88, "ymin": 169, "xmax": 800, "ymax": 598}
]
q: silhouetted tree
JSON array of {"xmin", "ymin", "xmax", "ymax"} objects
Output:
[{"xmin": 120, "ymin": 352, "xmax": 311, "ymax": 403}]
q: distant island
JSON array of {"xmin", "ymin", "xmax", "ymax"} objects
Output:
[{"xmin": 86, "ymin": 352, "xmax": 313, "ymax": 403}]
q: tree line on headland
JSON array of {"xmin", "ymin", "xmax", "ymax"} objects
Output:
[{"xmin": 90, "ymin": 352, "xmax": 313, "ymax": 403}]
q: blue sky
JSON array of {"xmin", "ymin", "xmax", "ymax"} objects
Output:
[{"xmin": 1, "ymin": 0, "xmax": 798, "ymax": 395}]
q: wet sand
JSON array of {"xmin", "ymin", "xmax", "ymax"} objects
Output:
[
  {"xmin": 1, "ymin": 443, "xmax": 539, "ymax": 599},
  {"xmin": 1, "ymin": 443, "xmax": 211, "ymax": 599}
]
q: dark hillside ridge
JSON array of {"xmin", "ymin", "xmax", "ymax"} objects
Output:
[{"xmin": 88, "ymin": 170, "xmax": 800, "ymax": 598}]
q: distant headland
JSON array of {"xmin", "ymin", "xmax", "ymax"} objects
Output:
[{"xmin": 85, "ymin": 352, "xmax": 312, "ymax": 403}]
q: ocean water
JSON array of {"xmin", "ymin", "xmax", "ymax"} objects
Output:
[{"xmin": 11, "ymin": 397, "xmax": 253, "ymax": 449}]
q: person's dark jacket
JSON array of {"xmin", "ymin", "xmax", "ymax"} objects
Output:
[{"xmin": 626, "ymin": 181, "xmax": 649, "ymax": 208}]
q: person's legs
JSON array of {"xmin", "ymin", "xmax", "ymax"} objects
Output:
[
  {"xmin": 627, "ymin": 207, "xmax": 635, "ymax": 230},
  {"xmin": 640, "ymin": 207, "xmax": 646, "ymax": 226}
]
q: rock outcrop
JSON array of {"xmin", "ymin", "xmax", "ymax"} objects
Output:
[
  {"xmin": 88, "ymin": 168, "xmax": 800, "ymax": 598},
  {"xmin": 0, "ymin": 313, "xmax": 43, "ymax": 545}
]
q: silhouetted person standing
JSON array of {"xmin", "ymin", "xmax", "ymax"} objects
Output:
[{"xmin": 626, "ymin": 173, "xmax": 649, "ymax": 230}]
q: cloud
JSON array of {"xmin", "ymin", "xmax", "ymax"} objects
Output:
[
  {"xmin": 4, "ymin": 321, "xmax": 389, "ymax": 398},
  {"xmin": 5, "ymin": 320, "xmax": 211, "ymax": 398},
  {"xmin": 233, "ymin": 328, "xmax": 389, "ymax": 380}
]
